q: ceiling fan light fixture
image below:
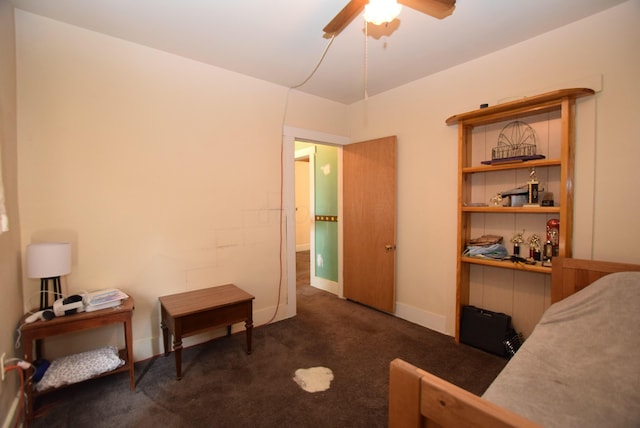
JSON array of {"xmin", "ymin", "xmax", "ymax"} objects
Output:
[{"xmin": 363, "ymin": 0, "xmax": 403, "ymax": 26}]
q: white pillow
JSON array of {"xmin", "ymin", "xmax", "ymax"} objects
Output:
[{"xmin": 36, "ymin": 346, "xmax": 124, "ymax": 392}]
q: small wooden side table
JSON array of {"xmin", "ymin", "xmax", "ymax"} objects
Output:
[
  {"xmin": 20, "ymin": 298, "xmax": 135, "ymax": 419},
  {"xmin": 159, "ymin": 284, "xmax": 255, "ymax": 380}
]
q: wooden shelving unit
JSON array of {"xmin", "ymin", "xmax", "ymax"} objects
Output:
[{"xmin": 448, "ymin": 88, "xmax": 594, "ymax": 342}]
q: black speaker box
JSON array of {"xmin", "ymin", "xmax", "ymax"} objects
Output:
[{"xmin": 460, "ymin": 305, "xmax": 511, "ymax": 357}]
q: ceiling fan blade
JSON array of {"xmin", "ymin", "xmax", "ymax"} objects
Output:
[
  {"xmin": 323, "ymin": 0, "xmax": 455, "ymax": 36},
  {"xmin": 323, "ymin": 0, "xmax": 368, "ymax": 35},
  {"xmin": 399, "ymin": 0, "xmax": 456, "ymax": 19}
]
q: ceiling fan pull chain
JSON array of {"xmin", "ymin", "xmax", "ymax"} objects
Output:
[{"xmin": 364, "ymin": 19, "xmax": 369, "ymax": 101}]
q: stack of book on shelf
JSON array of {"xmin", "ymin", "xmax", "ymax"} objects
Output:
[{"xmin": 83, "ymin": 289, "xmax": 129, "ymax": 312}]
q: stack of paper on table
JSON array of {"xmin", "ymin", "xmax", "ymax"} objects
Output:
[{"xmin": 84, "ymin": 289, "xmax": 129, "ymax": 312}]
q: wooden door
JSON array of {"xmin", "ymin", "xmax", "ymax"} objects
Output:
[{"xmin": 343, "ymin": 136, "xmax": 397, "ymax": 313}]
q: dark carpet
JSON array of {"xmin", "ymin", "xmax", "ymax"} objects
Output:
[{"xmin": 29, "ymin": 251, "xmax": 506, "ymax": 427}]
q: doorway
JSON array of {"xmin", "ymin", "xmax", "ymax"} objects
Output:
[
  {"xmin": 283, "ymin": 128, "xmax": 398, "ymax": 318},
  {"xmin": 295, "ymin": 142, "xmax": 340, "ymax": 297},
  {"xmin": 283, "ymin": 127, "xmax": 349, "ymax": 318}
]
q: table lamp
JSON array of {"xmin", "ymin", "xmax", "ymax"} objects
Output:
[{"xmin": 26, "ymin": 242, "xmax": 72, "ymax": 310}]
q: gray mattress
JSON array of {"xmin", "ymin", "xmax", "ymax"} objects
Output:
[{"xmin": 482, "ymin": 271, "xmax": 640, "ymax": 427}]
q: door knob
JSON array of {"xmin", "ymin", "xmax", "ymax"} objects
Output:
[{"xmin": 385, "ymin": 244, "xmax": 396, "ymax": 252}]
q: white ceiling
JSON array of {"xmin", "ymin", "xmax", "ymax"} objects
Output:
[{"xmin": 11, "ymin": 0, "xmax": 627, "ymax": 104}]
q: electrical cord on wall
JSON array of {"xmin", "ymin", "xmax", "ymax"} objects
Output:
[
  {"xmin": 281, "ymin": 34, "xmax": 336, "ymax": 131},
  {"xmin": 263, "ymin": 34, "xmax": 336, "ymax": 327}
]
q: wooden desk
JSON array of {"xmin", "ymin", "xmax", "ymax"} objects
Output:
[
  {"xmin": 159, "ymin": 284, "xmax": 255, "ymax": 380},
  {"xmin": 20, "ymin": 298, "xmax": 135, "ymax": 419}
]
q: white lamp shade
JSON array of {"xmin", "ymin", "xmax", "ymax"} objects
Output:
[{"xmin": 26, "ymin": 242, "xmax": 72, "ymax": 278}]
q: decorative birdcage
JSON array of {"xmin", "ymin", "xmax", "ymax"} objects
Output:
[{"xmin": 491, "ymin": 120, "xmax": 538, "ymax": 160}]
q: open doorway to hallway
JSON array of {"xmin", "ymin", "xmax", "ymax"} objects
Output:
[
  {"xmin": 294, "ymin": 141, "xmax": 340, "ymax": 300},
  {"xmin": 283, "ymin": 127, "xmax": 349, "ymax": 319},
  {"xmin": 296, "ymin": 249, "xmax": 310, "ymax": 290},
  {"xmin": 285, "ymin": 128, "xmax": 397, "ymax": 318}
]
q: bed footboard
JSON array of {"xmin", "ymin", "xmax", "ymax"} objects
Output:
[
  {"xmin": 389, "ymin": 358, "xmax": 426, "ymax": 427},
  {"xmin": 389, "ymin": 358, "xmax": 539, "ymax": 428}
]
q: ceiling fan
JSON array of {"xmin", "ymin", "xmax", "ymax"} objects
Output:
[{"xmin": 323, "ymin": 0, "xmax": 456, "ymax": 36}]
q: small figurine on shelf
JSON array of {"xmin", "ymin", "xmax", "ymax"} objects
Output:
[
  {"xmin": 527, "ymin": 233, "xmax": 542, "ymax": 261},
  {"xmin": 511, "ymin": 230, "xmax": 525, "ymax": 256},
  {"xmin": 490, "ymin": 193, "xmax": 503, "ymax": 207},
  {"xmin": 543, "ymin": 239, "xmax": 554, "ymax": 266}
]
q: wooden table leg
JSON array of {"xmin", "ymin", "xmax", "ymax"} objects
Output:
[
  {"xmin": 124, "ymin": 318, "xmax": 136, "ymax": 389},
  {"xmin": 245, "ymin": 318, "xmax": 253, "ymax": 355},
  {"xmin": 246, "ymin": 300, "xmax": 253, "ymax": 354},
  {"xmin": 173, "ymin": 335, "xmax": 183, "ymax": 380},
  {"xmin": 23, "ymin": 334, "xmax": 34, "ymax": 419},
  {"xmin": 161, "ymin": 320, "xmax": 169, "ymax": 356}
]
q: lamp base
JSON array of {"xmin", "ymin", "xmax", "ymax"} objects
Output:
[{"xmin": 40, "ymin": 276, "xmax": 63, "ymax": 310}]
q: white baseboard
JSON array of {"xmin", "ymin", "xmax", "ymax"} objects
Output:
[
  {"xmin": 2, "ymin": 392, "xmax": 21, "ymax": 428},
  {"xmin": 310, "ymin": 276, "xmax": 339, "ymax": 295},
  {"xmin": 394, "ymin": 302, "xmax": 448, "ymax": 335},
  {"xmin": 133, "ymin": 303, "xmax": 295, "ymax": 362},
  {"xmin": 111, "ymin": 299, "xmax": 448, "ymax": 365}
]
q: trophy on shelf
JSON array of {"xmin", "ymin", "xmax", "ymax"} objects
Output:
[
  {"xmin": 527, "ymin": 233, "xmax": 542, "ymax": 261},
  {"xmin": 547, "ymin": 219, "xmax": 560, "ymax": 256},
  {"xmin": 525, "ymin": 168, "xmax": 540, "ymax": 207},
  {"xmin": 511, "ymin": 230, "xmax": 525, "ymax": 256}
]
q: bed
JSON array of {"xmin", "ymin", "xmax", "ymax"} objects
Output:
[{"xmin": 388, "ymin": 257, "xmax": 640, "ymax": 427}]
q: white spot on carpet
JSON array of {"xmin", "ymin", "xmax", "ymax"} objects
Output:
[{"xmin": 293, "ymin": 367, "xmax": 334, "ymax": 393}]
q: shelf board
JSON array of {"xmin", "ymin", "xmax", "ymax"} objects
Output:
[
  {"xmin": 461, "ymin": 256, "xmax": 552, "ymax": 274},
  {"xmin": 462, "ymin": 205, "xmax": 560, "ymax": 213},
  {"xmin": 33, "ymin": 348, "xmax": 131, "ymax": 397},
  {"xmin": 462, "ymin": 158, "xmax": 561, "ymax": 173},
  {"xmin": 445, "ymin": 88, "xmax": 595, "ymax": 126}
]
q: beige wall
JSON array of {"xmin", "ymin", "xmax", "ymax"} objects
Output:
[
  {"xmin": 0, "ymin": 0, "xmax": 23, "ymax": 422},
  {"xmin": 15, "ymin": 10, "xmax": 348, "ymax": 360},
  {"xmin": 11, "ymin": 1, "xmax": 639, "ymax": 367},
  {"xmin": 347, "ymin": 1, "xmax": 640, "ymax": 335}
]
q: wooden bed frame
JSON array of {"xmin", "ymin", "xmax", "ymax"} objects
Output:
[{"xmin": 389, "ymin": 257, "xmax": 640, "ymax": 428}]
